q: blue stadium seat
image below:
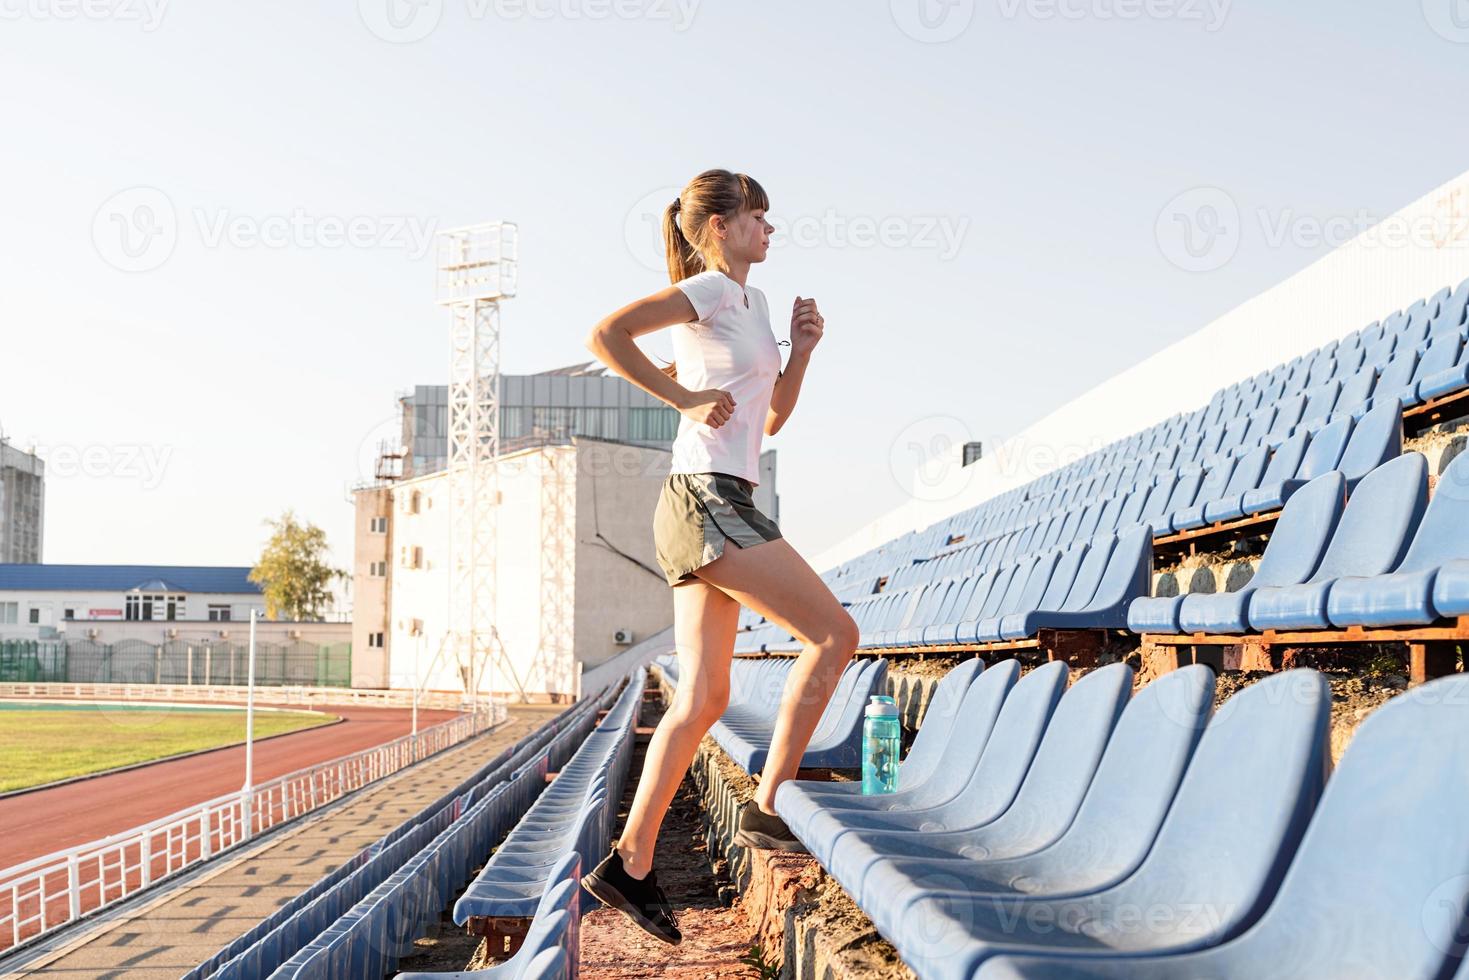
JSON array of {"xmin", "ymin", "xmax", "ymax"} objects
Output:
[
  {"xmin": 802, "ymin": 659, "xmax": 983, "ymax": 808},
  {"xmin": 1238, "ymin": 415, "xmax": 1351, "ymax": 515},
  {"xmin": 1334, "ymin": 398, "xmax": 1403, "ymax": 489},
  {"xmin": 789, "ymin": 661, "xmax": 1067, "ymax": 868},
  {"xmin": 712, "ymin": 658, "xmax": 887, "ymax": 772},
  {"xmin": 1205, "ymin": 435, "xmax": 1304, "ymax": 524},
  {"xmin": 1326, "ymin": 447, "xmax": 1469, "ymax": 626},
  {"xmin": 892, "ymin": 670, "xmax": 1330, "ymax": 980},
  {"xmin": 772, "ymin": 661, "xmax": 1016, "ymax": 852},
  {"xmin": 976, "ymin": 673, "xmax": 1469, "ymax": 980},
  {"xmin": 847, "ymin": 665, "xmax": 1212, "ymax": 940},
  {"xmin": 1000, "ymin": 525, "xmax": 1150, "ymax": 633},
  {"xmin": 1416, "ymin": 330, "xmax": 1469, "ymax": 402},
  {"xmin": 1248, "ymin": 454, "xmax": 1428, "ymax": 631},
  {"xmin": 820, "ymin": 664, "xmax": 1132, "ymax": 922},
  {"xmin": 1166, "ymin": 458, "xmax": 1236, "ymax": 531},
  {"xmin": 1175, "ymin": 472, "xmax": 1346, "ymax": 633}
]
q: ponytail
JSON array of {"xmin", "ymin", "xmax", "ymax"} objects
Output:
[{"xmin": 657, "ymin": 169, "xmax": 769, "ymax": 385}]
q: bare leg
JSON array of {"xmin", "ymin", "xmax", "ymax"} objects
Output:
[
  {"xmin": 691, "ymin": 537, "xmax": 860, "ymax": 814},
  {"xmin": 615, "ymin": 578, "xmax": 739, "ymax": 879}
]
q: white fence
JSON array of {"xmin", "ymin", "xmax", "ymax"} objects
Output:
[
  {"xmin": 0, "ymin": 682, "xmax": 476, "ymax": 712},
  {"xmin": 0, "ymin": 699, "xmax": 506, "ymax": 954}
]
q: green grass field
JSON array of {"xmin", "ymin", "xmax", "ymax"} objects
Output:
[{"xmin": 0, "ymin": 703, "xmax": 337, "ymax": 792}]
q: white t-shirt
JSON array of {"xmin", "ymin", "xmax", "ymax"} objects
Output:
[{"xmin": 668, "ymin": 270, "xmax": 782, "ymax": 486}]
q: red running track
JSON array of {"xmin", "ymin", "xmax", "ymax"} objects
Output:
[{"xmin": 0, "ymin": 704, "xmax": 460, "ymax": 870}]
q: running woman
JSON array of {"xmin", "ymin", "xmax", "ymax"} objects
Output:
[{"xmin": 578, "ymin": 169, "xmax": 860, "ymax": 944}]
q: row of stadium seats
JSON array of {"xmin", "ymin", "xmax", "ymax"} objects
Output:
[
  {"xmin": 391, "ymin": 669, "xmax": 644, "ymax": 980},
  {"xmin": 198, "ymin": 669, "xmax": 640, "ymax": 980},
  {"xmin": 736, "ymin": 274, "xmax": 1469, "ymax": 656},
  {"xmin": 772, "ymin": 657, "xmax": 1469, "ymax": 979},
  {"xmin": 654, "ymin": 653, "xmax": 885, "ymax": 772},
  {"xmin": 190, "ymin": 676, "xmax": 628, "ymax": 980},
  {"xmin": 1131, "ymin": 448, "xmax": 1469, "ymax": 633}
]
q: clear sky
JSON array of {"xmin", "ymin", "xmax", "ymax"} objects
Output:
[{"xmin": 4, "ymin": 0, "xmax": 1469, "ymax": 575}]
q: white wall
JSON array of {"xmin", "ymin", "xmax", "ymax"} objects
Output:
[{"xmin": 815, "ymin": 168, "xmax": 1469, "ymax": 572}]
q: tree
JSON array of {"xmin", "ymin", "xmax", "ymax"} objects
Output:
[{"xmin": 249, "ymin": 510, "xmax": 344, "ymax": 621}]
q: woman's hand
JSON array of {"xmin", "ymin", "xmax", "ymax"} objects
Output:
[
  {"xmin": 790, "ymin": 296, "xmax": 824, "ymax": 358},
  {"xmin": 679, "ymin": 387, "xmax": 736, "ymax": 428}
]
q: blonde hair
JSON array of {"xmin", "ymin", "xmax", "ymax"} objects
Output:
[{"xmin": 656, "ymin": 169, "xmax": 769, "ymax": 381}]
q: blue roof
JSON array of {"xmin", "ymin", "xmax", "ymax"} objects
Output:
[{"xmin": 0, "ymin": 565, "xmax": 262, "ymax": 594}]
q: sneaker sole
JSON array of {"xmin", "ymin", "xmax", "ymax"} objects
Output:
[
  {"xmin": 732, "ymin": 826, "xmax": 810, "ymax": 853},
  {"xmin": 579, "ymin": 870, "xmax": 683, "ymax": 945}
]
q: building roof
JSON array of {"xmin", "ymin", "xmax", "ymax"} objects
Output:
[{"xmin": 0, "ymin": 565, "xmax": 262, "ymax": 594}]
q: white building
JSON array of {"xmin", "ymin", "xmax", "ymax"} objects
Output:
[
  {"xmin": 353, "ymin": 435, "xmax": 709, "ymax": 699},
  {"xmin": 0, "ymin": 564, "xmax": 266, "ymax": 638}
]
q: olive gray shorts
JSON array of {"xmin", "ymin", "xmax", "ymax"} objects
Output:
[{"xmin": 654, "ymin": 471, "xmax": 783, "ymax": 587}]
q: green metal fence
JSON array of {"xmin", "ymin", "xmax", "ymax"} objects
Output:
[{"xmin": 0, "ymin": 639, "xmax": 352, "ymax": 688}]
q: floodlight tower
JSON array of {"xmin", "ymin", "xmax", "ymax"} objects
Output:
[{"xmin": 435, "ymin": 222, "xmax": 518, "ymax": 701}]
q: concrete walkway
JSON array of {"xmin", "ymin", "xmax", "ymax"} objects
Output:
[{"xmin": 6, "ymin": 704, "xmax": 564, "ymax": 980}]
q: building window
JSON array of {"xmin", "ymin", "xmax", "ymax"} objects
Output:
[
  {"xmin": 369, "ymin": 561, "xmax": 387, "ymax": 577},
  {"xmin": 370, "ymin": 516, "xmax": 387, "ymax": 533},
  {"xmin": 28, "ymin": 608, "xmax": 39, "ymax": 624},
  {"xmin": 167, "ymin": 595, "xmax": 183, "ymax": 621},
  {"xmin": 64, "ymin": 608, "xmax": 74, "ymax": 620},
  {"xmin": 126, "ymin": 594, "xmax": 140, "ymax": 620},
  {"xmin": 408, "ymin": 491, "xmax": 422, "ymax": 514},
  {"xmin": 0, "ymin": 602, "xmax": 15, "ymax": 624},
  {"xmin": 368, "ymin": 631, "xmax": 384, "ymax": 648},
  {"xmin": 628, "ymin": 406, "xmax": 680, "ymax": 441},
  {"xmin": 208, "ymin": 605, "xmax": 231, "ymax": 622}
]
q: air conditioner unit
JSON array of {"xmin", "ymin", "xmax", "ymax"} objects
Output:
[
  {"xmin": 613, "ymin": 628, "xmax": 634, "ymax": 646},
  {"xmin": 86, "ymin": 628, "xmax": 101, "ymax": 640},
  {"xmin": 165, "ymin": 627, "xmax": 179, "ymax": 639},
  {"xmin": 218, "ymin": 629, "xmax": 230, "ymax": 639},
  {"xmin": 288, "ymin": 629, "xmax": 303, "ymax": 640}
]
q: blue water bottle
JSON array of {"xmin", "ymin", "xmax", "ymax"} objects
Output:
[{"xmin": 862, "ymin": 695, "xmax": 900, "ymax": 795}]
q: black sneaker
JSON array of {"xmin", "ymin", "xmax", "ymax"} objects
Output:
[
  {"xmin": 579, "ymin": 847, "xmax": 683, "ymax": 945},
  {"xmin": 732, "ymin": 799, "xmax": 809, "ymax": 853}
]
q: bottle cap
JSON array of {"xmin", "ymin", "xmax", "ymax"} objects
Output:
[{"xmin": 865, "ymin": 699, "xmax": 898, "ymax": 718}]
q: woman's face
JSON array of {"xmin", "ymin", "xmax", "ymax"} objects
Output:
[{"xmin": 718, "ymin": 206, "xmax": 774, "ymax": 264}]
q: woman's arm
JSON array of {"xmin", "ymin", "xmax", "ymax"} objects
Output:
[
  {"xmin": 584, "ymin": 286, "xmax": 736, "ymax": 429},
  {"xmin": 765, "ymin": 296, "xmax": 824, "ymax": 436}
]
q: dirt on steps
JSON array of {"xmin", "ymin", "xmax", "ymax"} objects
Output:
[{"xmin": 579, "ymin": 680, "xmax": 762, "ymax": 979}]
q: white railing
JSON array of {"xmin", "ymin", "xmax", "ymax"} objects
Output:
[
  {"xmin": 0, "ymin": 682, "xmax": 474, "ymax": 712},
  {"xmin": 0, "ymin": 700, "xmax": 506, "ymax": 955}
]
